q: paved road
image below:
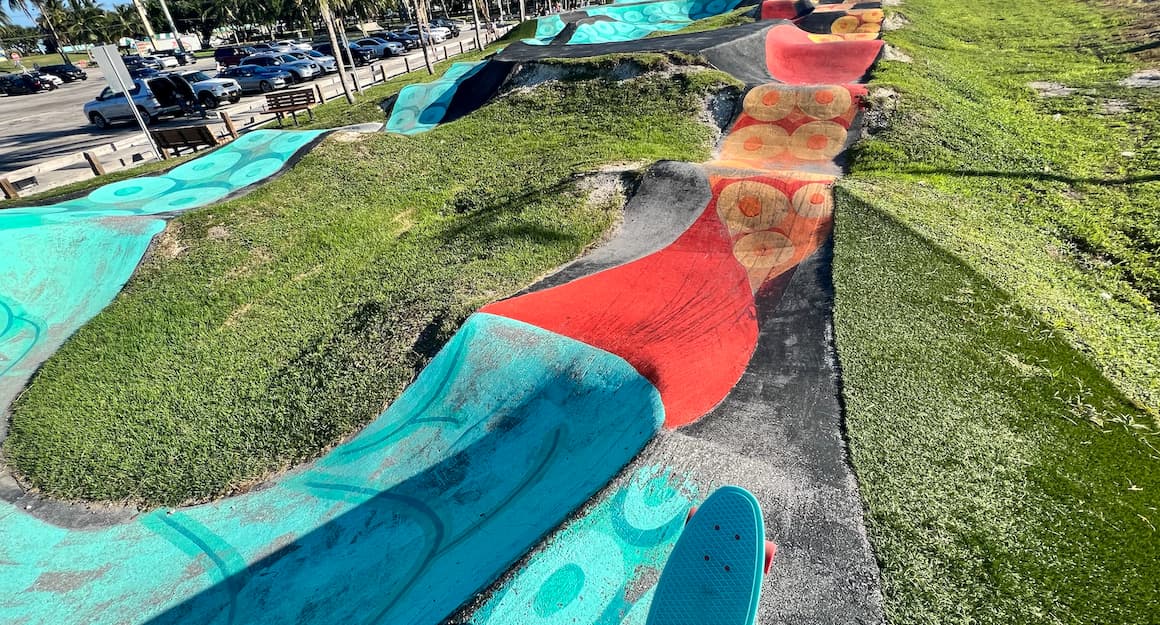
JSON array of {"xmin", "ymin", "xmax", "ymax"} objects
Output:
[{"xmin": 0, "ymin": 32, "xmax": 489, "ymax": 178}]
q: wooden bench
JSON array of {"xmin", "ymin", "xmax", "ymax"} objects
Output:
[
  {"xmin": 150, "ymin": 125, "xmax": 222, "ymax": 158},
  {"xmin": 265, "ymin": 88, "xmax": 317, "ymax": 127}
]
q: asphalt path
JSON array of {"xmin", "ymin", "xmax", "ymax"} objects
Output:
[{"xmin": 0, "ymin": 31, "xmax": 489, "ymax": 178}]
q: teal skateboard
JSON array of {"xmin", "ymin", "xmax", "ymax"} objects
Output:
[{"xmin": 646, "ymin": 486, "xmax": 775, "ymax": 625}]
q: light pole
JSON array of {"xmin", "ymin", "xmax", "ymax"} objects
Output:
[
  {"xmin": 156, "ymin": 0, "xmax": 189, "ymax": 56},
  {"xmin": 129, "ymin": 0, "xmax": 159, "ymax": 52}
]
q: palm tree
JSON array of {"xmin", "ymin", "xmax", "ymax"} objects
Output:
[
  {"xmin": 61, "ymin": 0, "xmax": 106, "ymax": 45},
  {"xmin": 320, "ymin": 0, "xmax": 355, "ymax": 104},
  {"xmin": 7, "ymin": 0, "xmax": 73, "ymax": 64}
]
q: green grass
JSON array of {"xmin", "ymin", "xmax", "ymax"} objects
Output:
[
  {"xmin": 4, "ymin": 67, "xmax": 735, "ymax": 506},
  {"xmin": 0, "ymin": 52, "xmax": 89, "ymax": 72},
  {"xmin": 833, "ymin": 191, "xmax": 1159, "ymax": 625},
  {"xmin": 834, "ymin": 0, "xmax": 1160, "ymax": 622},
  {"xmin": 849, "ymin": 0, "xmax": 1160, "ymax": 418}
]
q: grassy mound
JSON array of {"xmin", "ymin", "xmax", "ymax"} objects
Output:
[
  {"xmin": 835, "ymin": 192, "xmax": 1158, "ymax": 625},
  {"xmin": 850, "ymin": 0, "xmax": 1160, "ymax": 417},
  {"xmin": 4, "ymin": 68, "xmax": 736, "ymax": 506},
  {"xmin": 835, "ymin": 0, "xmax": 1160, "ymax": 621}
]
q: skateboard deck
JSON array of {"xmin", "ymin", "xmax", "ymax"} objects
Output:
[{"xmin": 645, "ymin": 486, "xmax": 768, "ymax": 625}]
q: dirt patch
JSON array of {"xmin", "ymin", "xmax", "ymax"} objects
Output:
[
  {"xmin": 883, "ymin": 12, "xmax": 911, "ymax": 31},
  {"xmin": 1119, "ymin": 69, "xmax": 1160, "ymax": 88},
  {"xmin": 207, "ymin": 225, "xmax": 230, "ymax": 240},
  {"xmin": 1100, "ymin": 98, "xmax": 1133, "ymax": 114},
  {"xmin": 863, "ymin": 87, "xmax": 900, "ymax": 135},
  {"xmin": 152, "ymin": 223, "xmax": 188, "ymax": 260},
  {"xmin": 223, "ymin": 302, "xmax": 253, "ymax": 327},
  {"xmin": 1029, "ymin": 81, "xmax": 1078, "ymax": 97},
  {"xmin": 330, "ymin": 131, "xmax": 367, "ymax": 143},
  {"xmin": 883, "ymin": 44, "xmax": 913, "ymax": 63}
]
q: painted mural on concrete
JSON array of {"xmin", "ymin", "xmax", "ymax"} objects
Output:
[
  {"xmin": 470, "ymin": 466, "xmax": 697, "ymax": 625},
  {"xmin": 385, "ymin": 61, "xmax": 489, "ymax": 134},
  {"xmin": 2, "ymin": 0, "xmax": 885, "ymax": 622},
  {"xmin": 1, "ymin": 314, "xmax": 662, "ymax": 624},
  {"xmin": 0, "ymin": 129, "xmax": 325, "ymax": 415}
]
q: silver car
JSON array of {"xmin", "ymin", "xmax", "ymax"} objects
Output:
[
  {"xmin": 288, "ymin": 50, "xmax": 337, "ymax": 73},
  {"xmin": 240, "ymin": 53, "xmax": 320, "ymax": 83},
  {"xmin": 83, "ymin": 76, "xmax": 185, "ymax": 128},
  {"xmin": 178, "ymin": 70, "xmax": 242, "ymax": 108},
  {"xmin": 216, "ymin": 65, "xmax": 292, "ymax": 94}
]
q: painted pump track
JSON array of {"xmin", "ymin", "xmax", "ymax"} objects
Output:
[
  {"xmin": 2, "ymin": 0, "xmax": 886, "ymax": 623},
  {"xmin": 383, "ymin": 0, "xmax": 884, "ymax": 134}
]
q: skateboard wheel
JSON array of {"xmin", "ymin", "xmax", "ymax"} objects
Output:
[
  {"xmin": 684, "ymin": 505, "xmax": 698, "ymax": 525},
  {"xmin": 764, "ymin": 540, "xmax": 777, "ymax": 574}
]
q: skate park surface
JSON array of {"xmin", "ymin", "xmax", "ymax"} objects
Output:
[{"xmin": 0, "ymin": 1, "xmax": 890, "ymax": 623}]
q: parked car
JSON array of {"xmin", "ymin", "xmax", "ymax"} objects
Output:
[
  {"xmin": 123, "ymin": 55, "xmax": 164, "ymax": 70},
  {"xmin": 274, "ymin": 39, "xmax": 312, "ymax": 51},
  {"xmin": 314, "ymin": 42, "xmax": 377, "ymax": 67},
  {"xmin": 287, "ymin": 50, "xmax": 337, "ymax": 73},
  {"xmin": 353, "ymin": 37, "xmax": 406, "ymax": 58},
  {"xmin": 240, "ymin": 53, "xmax": 320, "ymax": 83},
  {"xmin": 213, "ymin": 46, "xmax": 258, "ymax": 67},
  {"xmin": 158, "ymin": 49, "xmax": 197, "ymax": 65},
  {"xmin": 403, "ymin": 25, "xmax": 449, "ymax": 43},
  {"xmin": 31, "ymin": 71, "xmax": 63, "ymax": 87},
  {"xmin": 0, "ymin": 72, "xmax": 55, "ymax": 95},
  {"xmin": 377, "ymin": 30, "xmax": 421, "ymax": 50},
  {"xmin": 216, "ymin": 64, "xmax": 292, "ymax": 93},
  {"xmin": 129, "ymin": 67, "xmax": 163, "ymax": 79},
  {"xmin": 177, "ymin": 70, "xmax": 242, "ymax": 107},
  {"xmin": 38, "ymin": 63, "xmax": 87, "ymax": 82},
  {"xmin": 83, "ymin": 76, "xmax": 187, "ymax": 128},
  {"xmin": 430, "ymin": 18, "xmax": 461, "ymax": 37}
]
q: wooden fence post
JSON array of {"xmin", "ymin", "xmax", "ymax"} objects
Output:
[
  {"xmin": 82, "ymin": 151, "xmax": 106, "ymax": 176},
  {"xmin": 404, "ymin": 56, "xmax": 411, "ymax": 73},
  {"xmin": 459, "ymin": 41, "xmax": 464, "ymax": 55},
  {"xmin": 0, "ymin": 178, "xmax": 18, "ymax": 199},
  {"xmin": 351, "ymin": 71, "xmax": 363, "ymax": 93},
  {"xmin": 315, "ymin": 83, "xmax": 325, "ymax": 103},
  {"xmin": 218, "ymin": 111, "xmax": 239, "ymax": 139}
]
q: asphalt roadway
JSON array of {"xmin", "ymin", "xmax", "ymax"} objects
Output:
[{"xmin": 0, "ymin": 31, "xmax": 489, "ymax": 180}]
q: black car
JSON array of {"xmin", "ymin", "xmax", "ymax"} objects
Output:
[
  {"xmin": 39, "ymin": 63, "xmax": 87, "ymax": 82},
  {"xmin": 122, "ymin": 54, "xmax": 163, "ymax": 70},
  {"xmin": 158, "ymin": 49, "xmax": 197, "ymax": 65},
  {"xmin": 429, "ymin": 18, "xmax": 461, "ymax": 37},
  {"xmin": 129, "ymin": 67, "xmax": 163, "ymax": 79},
  {"xmin": 0, "ymin": 72, "xmax": 55, "ymax": 95},
  {"xmin": 314, "ymin": 42, "xmax": 376, "ymax": 66},
  {"xmin": 378, "ymin": 30, "xmax": 421, "ymax": 50},
  {"xmin": 213, "ymin": 46, "xmax": 258, "ymax": 67}
]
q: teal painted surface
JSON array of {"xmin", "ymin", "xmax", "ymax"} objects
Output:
[
  {"xmin": 0, "ymin": 129, "xmax": 324, "ymax": 413},
  {"xmin": 572, "ymin": 0, "xmax": 743, "ymax": 44},
  {"xmin": 0, "ymin": 313, "xmax": 664, "ymax": 625},
  {"xmin": 385, "ymin": 62, "xmax": 488, "ymax": 135},
  {"xmin": 0, "ymin": 217, "xmax": 165, "ymax": 413},
  {"xmin": 522, "ymin": 0, "xmax": 743, "ymax": 46},
  {"xmin": 471, "ymin": 465, "xmax": 696, "ymax": 625},
  {"xmin": 525, "ymin": 15, "xmax": 566, "ymax": 45},
  {"xmin": 646, "ymin": 486, "xmax": 765, "ymax": 625}
]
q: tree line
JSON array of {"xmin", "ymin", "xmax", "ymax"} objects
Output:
[{"xmin": 0, "ymin": 0, "xmax": 540, "ymax": 54}]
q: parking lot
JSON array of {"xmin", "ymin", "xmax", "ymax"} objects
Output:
[{"xmin": 0, "ymin": 31, "xmax": 486, "ymax": 185}]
